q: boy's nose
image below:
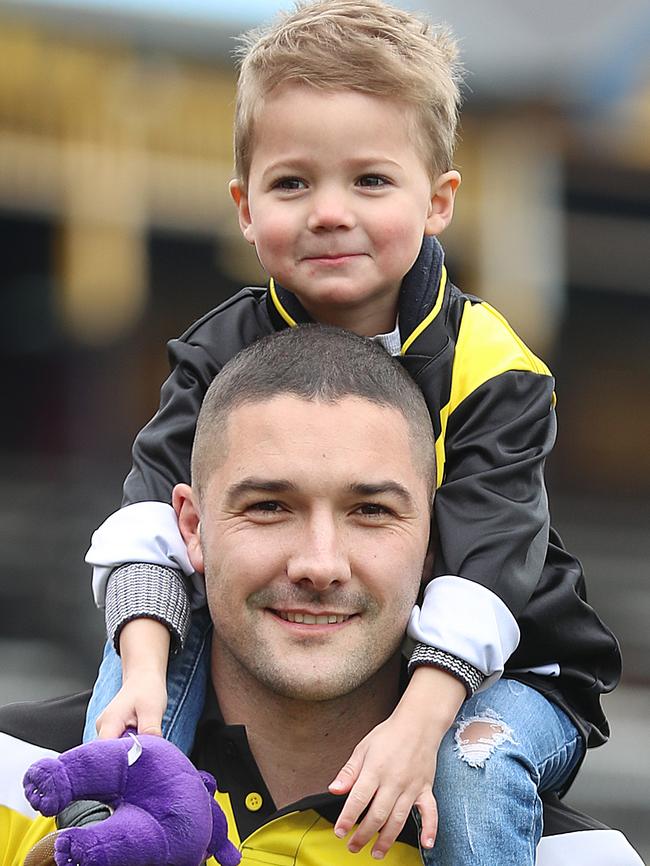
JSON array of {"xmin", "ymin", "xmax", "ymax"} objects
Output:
[
  {"xmin": 306, "ymin": 190, "xmax": 355, "ymax": 232},
  {"xmin": 286, "ymin": 514, "xmax": 352, "ymax": 591}
]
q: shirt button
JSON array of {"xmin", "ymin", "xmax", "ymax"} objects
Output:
[{"xmin": 245, "ymin": 792, "xmax": 263, "ymax": 811}]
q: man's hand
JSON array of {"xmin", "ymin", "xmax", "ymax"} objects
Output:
[
  {"xmin": 96, "ymin": 618, "xmax": 170, "ymax": 739},
  {"xmin": 328, "ymin": 666, "xmax": 466, "ymax": 859}
]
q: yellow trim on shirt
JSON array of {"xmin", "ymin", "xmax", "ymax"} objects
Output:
[
  {"xmin": 269, "ymin": 278, "xmax": 298, "ymax": 328},
  {"xmin": 230, "ymin": 809, "xmax": 420, "ymax": 865},
  {"xmin": 212, "ymin": 789, "xmax": 242, "ymax": 851},
  {"xmin": 400, "ymin": 265, "xmax": 447, "ymax": 355}
]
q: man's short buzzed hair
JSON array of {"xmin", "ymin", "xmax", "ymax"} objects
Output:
[{"xmin": 191, "ymin": 325, "xmax": 435, "ymax": 499}]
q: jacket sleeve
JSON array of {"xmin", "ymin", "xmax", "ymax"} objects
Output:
[
  {"xmin": 123, "ymin": 337, "xmax": 222, "ymax": 506},
  {"xmin": 86, "ymin": 336, "xmax": 221, "ymax": 611},
  {"xmin": 435, "ymin": 366, "xmax": 555, "ymax": 610},
  {"xmin": 408, "ymin": 300, "xmax": 556, "ymax": 684}
]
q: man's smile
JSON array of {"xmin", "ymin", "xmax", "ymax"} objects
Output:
[{"xmin": 273, "ymin": 609, "xmax": 354, "ymax": 625}]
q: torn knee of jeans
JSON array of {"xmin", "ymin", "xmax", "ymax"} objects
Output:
[{"xmin": 454, "ymin": 710, "xmax": 515, "ymax": 769}]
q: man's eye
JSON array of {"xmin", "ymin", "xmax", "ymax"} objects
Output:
[
  {"xmin": 358, "ymin": 175, "xmax": 389, "ymax": 188},
  {"xmin": 274, "ymin": 177, "xmax": 306, "ymax": 190},
  {"xmin": 249, "ymin": 501, "xmax": 283, "ymax": 513},
  {"xmin": 357, "ymin": 503, "xmax": 389, "ymax": 516}
]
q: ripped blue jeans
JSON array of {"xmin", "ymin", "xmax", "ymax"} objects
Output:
[{"xmin": 418, "ymin": 678, "xmax": 584, "ymax": 866}]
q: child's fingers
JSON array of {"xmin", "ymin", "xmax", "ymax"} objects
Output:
[
  {"xmin": 369, "ymin": 792, "xmax": 416, "ymax": 859},
  {"xmin": 134, "ymin": 696, "xmax": 165, "ymax": 738},
  {"xmin": 414, "ymin": 789, "xmax": 438, "ymax": 852},
  {"xmin": 345, "ymin": 787, "xmax": 401, "ymax": 855},
  {"xmin": 329, "ymin": 748, "xmax": 365, "ymax": 796},
  {"xmin": 96, "ymin": 713, "xmax": 133, "ymax": 740},
  {"xmin": 333, "ymin": 774, "xmax": 378, "ymax": 838},
  {"xmin": 137, "ymin": 715, "xmax": 163, "ymax": 737}
]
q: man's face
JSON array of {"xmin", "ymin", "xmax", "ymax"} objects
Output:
[{"xmin": 179, "ymin": 395, "xmax": 431, "ymax": 702}]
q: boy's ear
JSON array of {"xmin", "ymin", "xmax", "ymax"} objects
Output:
[
  {"xmin": 229, "ymin": 179, "xmax": 256, "ymax": 245},
  {"xmin": 424, "ymin": 170, "xmax": 461, "ymax": 237},
  {"xmin": 172, "ymin": 483, "xmax": 204, "ymax": 575}
]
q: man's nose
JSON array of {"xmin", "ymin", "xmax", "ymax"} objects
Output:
[
  {"xmin": 306, "ymin": 187, "xmax": 355, "ymax": 232},
  {"xmin": 286, "ymin": 512, "xmax": 352, "ymax": 591}
]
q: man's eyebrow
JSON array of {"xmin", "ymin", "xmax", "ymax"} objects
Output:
[
  {"xmin": 224, "ymin": 478, "xmax": 297, "ymax": 503},
  {"xmin": 348, "ymin": 482, "xmax": 415, "ymax": 508}
]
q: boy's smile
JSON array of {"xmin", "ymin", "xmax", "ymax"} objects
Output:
[{"xmin": 231, "ymin": 84, "xmax": 459, "ymax": 336}]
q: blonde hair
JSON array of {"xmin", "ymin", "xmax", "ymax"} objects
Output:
[{"xmin": 233, "ymin": 0, "xmax": 462, "ymax": 186}]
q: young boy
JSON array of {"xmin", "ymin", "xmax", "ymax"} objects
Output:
[{"xmin": 84, "ymin": 1, "xmax": 620, "ymax": 862}]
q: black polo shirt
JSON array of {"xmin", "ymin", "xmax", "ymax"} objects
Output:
[{"xmin": 191, "ymin": 685, "xmax": 422, "ymax": 864}]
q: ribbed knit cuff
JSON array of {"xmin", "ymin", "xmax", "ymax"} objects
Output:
[
  {"xmin": 408, "ymin": 643, "xmax": 485, "ymax": 697},
  {"xmin": 105, "ymin": 563, "xmax": 191, "ymax": 655}
]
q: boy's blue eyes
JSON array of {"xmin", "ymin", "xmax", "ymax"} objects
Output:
[
  {"xmin": 272, "ymin": 175, "xmax": 389, "ymax": 190},
  {"xmin": 275, "ymin": 178, "xmax": 306, "ymax": 190},
  {"xmin": 358, "ymin": 175, "xmax": 388, "ymax": 187}
]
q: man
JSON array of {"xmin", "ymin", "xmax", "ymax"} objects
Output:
[
  {"xmin": 172, "ymin": 324, "xmax": 440, "ymax": 861},
  {"xmin": 0, "ymin": 326, "xmax": 642, "ymax": 865}
]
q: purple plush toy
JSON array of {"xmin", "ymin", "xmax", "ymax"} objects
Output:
[{"xmin": 22, "ymin": 731, "xmax": 241, "ymax": 866}]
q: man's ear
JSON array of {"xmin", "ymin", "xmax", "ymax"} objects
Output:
[
  {"xmin": 173, "ymin": 483, "xmax": 204, "ymax": 575},
  {"xmin": 424, "ymin": 170, "xmax": 461, "ymax": 237},
  {"xmin": 229, "ymin": 178, "xmax": 256, "ymax": 245}
]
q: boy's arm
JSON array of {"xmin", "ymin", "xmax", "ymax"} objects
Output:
[
  {"xmin": 85, "ymin": 335, "xmax": 221, "ymax": 739},
  {"xmin": 405, "ymin": 296, "xmax": 558, "ymax": 687},
  {"xmin": 409, "ymin": 366, "xmax": 555, "ymax": 686},
  {"xmin": 94, "ymin": 617, "xmax": 170, "ymax": 740}
]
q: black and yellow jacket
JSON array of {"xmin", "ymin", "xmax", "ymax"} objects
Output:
[{"xmin": 86, "ymin": 235, "xmax": 620, "ymax": 747}]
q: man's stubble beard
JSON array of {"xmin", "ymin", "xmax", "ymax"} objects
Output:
[{"xmin": 207, "ymin": 580, "xmax": 410, "ymax": 704}]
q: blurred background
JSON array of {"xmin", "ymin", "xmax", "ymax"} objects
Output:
[{"xmin": 0, "ymin": 0, "xmax": 648, "ymax": 858}]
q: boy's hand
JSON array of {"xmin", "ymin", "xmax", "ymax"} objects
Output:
[
  {"xmin": 328, "ymin": 666, "xmax": 466, "ymax": 859},
  {"xmin": 95, "ymin": 673, "xmax": 168, "ymax": 740},
  {"xmin": 96, "ymin": 617, "xmax": 171, "ymax": 740},
  {"xmin": 329, "ymin": 713, "xmax": 439, "ymax": 859}
]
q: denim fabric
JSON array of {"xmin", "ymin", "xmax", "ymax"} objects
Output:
[
  {"xmin": 83, "ymin": 608, "xmax": 212, "ymax": 755},
  {"xmin": 418, "ymin": 679, "xmax": 584, "ymax": 866}
]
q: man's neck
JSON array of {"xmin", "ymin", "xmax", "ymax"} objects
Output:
[{"xmin": 212, "ymin": 650, "xmax": 402, "ymax": 809}]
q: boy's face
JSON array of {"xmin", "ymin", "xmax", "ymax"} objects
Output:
[{"xmin": 231, "ymin": 84, "xmax": 460, "ymax": 336}]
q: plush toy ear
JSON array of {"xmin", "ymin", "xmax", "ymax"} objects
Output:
[
  {"xmin": 207, "ymin": 799, "xmax": 241, "ymax": 866},
  {"xmin": 198, "ymin": 772, "xmax": 241, "ymax": 866},
  {"xmin": 199, "ymin": 770, "xmax": 217, "ymax": 797}
]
